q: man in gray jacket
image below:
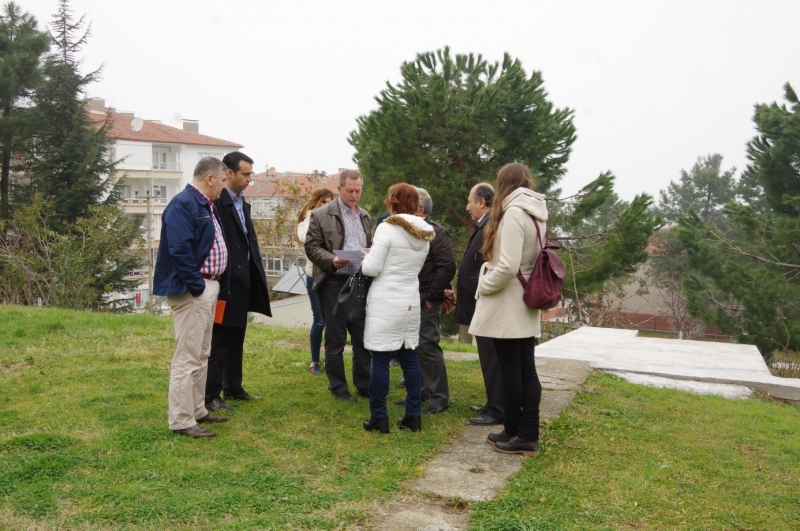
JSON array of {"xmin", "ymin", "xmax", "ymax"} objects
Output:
[{"xmin": 304, "ymin": 170, "xmax": 373, "ymax": 402}]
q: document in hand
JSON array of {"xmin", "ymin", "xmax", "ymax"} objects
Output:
[{"xmin": 333, "ymin": 249, "xmax": 369, "ymax": 267}]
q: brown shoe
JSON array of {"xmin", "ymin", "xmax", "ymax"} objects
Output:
[
  {"xmin": 172, "ymin": 424, "xmax": 216, "ymax": 438},
  {"xmin": 197, "ymin": 413, "xmax": 228, "ymax": 424}
]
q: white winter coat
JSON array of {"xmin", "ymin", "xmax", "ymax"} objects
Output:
[
  {"xmin": 469, "ymin": 187, "xmax": 548, "ymax": 339},
  {"xmin": 362, "ymin": 214, "xmax": 435, "ymax": 351}
]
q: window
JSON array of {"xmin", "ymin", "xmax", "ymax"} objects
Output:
[
  {"xmin": 265, "ymin": 256, "xmax": 283, "ymax": 276},
  {"xmin": 152, "ymin": 150, "xmax": 167, "ymax": 170},
  {"xmin": 250, "ymin": 197, "xmax": 283, "ymax": 219},
  {"xmin": 264, "ymin": 254, "xmax": 294, "ymax": 276}
]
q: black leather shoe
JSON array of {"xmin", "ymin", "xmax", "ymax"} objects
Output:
[
  {"xmin": 486, "ymin": 430, "xmax": 513, "ymax": 446},
  {"xmin": 172, "ymin": 425, "xmax": 216, "ymax": 438},
  {"xmin": 494, "ymin": 437, "xmax": 540, "ymax": 457},
  {"xmin": 334, "ymin": 390, "xmax": 356, "ymax": 402},
  {"xmin": 206, "ymin": 398, "xmax": 235, "ymax": 412},
  {"xmin": 224, "ymin": 390, "xmax": 260, "ymax": 401},
  {"xmin": 197, "ymin": 413, "xmax": 228, "ymax": 423},
  {"xmin": 470, "ymin": 405, "xmax": 487, "ymax": 413},
  {"xmin": 363, "ymin": 416, "xmax": 390, "ymax": 434},
  {"xmin": 422, "ymin": 404, "xmax": 448, "ymax": 415},
  {"xmin": 357, "ymin": 388, "xmax": 370, "ymax": 398},
  {"xmin": 397, "ymin": 415, "xmax": 422, "ymax": 432},
  {"xmin": 469, "ymin": 414, "xmax": 502, "ymax": 426}
]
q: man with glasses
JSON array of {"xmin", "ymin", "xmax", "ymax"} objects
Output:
[
  {"xmin": 205, "ymin": 152, "xmax": 272, "ymax": 413},
  {"xmin": 305, "ymin": 169, "xmax": 373, "ymax": 402}
]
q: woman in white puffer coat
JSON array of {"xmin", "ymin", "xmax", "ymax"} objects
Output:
[{"xmin": 360, "ymin": 183, "xmax": 435, "ymax": 434}]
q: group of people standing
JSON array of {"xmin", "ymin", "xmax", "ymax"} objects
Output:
[
  {"xmin": 155, "ymin": 153, "xmax": 547, "ymax": 457},
  {"xmin": 301, "ymin": 164, "xmax": 547, "ymax": 456}
]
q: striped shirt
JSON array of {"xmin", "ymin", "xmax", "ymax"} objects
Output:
[
  {"xmin": 191, "ymin": 184, "xmax": 228, "ymax": 277},
  {"xmin": 337, "ymin": 196, "xmax": 367, "ymax": 275}
]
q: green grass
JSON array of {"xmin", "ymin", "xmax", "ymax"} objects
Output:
[
  {"xmin": 1, "ymin": 306, "xmax": 799, "ymax": 530},
  {"xmin": 470, "ymin": 374, "xmax": 800, "ymax": 530}
]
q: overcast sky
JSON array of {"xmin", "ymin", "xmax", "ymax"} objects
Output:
[{"xmin": 27, "ymin": 0, "xmax": 800, "ymax": 202}]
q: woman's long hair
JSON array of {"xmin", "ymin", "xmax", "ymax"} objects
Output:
[
  {"xmin": 297, "ymin": 188, "xmax": 335, "ymax": 224},
  {"xmin": 481, "ymin": 163, "xmax": 534, "ymax": 262}
]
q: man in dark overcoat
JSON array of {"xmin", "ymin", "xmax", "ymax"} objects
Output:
[
  {"xmin": 455, "ymin": 182, "xmax": 504, "ymax": 425},
  {"xmin": 205, "ymin": 152, "xmax": 272, "ymax": 411}
]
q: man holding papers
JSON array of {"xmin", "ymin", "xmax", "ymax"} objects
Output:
[{"xmin": 304, "ymin": 170, "xmax": 373, "ymax": 402}]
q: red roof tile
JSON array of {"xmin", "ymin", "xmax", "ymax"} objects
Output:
[
  {"xmin": 89, "ymin": 111, "xmax": 242, "ymax": 148},
  {"xmin": 245, "ymin": 170, "xmax": 340, "ymax": 197}
]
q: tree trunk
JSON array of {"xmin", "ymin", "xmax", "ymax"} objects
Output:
[{"xmin": 458, "ymin": 324, "xmax": 472, "ymax": 345}]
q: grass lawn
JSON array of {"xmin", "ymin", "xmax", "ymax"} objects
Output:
[{"xmin": 1, "ymin": 306, "xmax": 799, "ymax": 530}]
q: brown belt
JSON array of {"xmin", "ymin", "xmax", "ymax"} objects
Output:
[{"xmin": 201, "ymin": 273, "xmax": 221, "ymax": 281}]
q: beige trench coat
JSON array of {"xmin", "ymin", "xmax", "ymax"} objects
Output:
[{"xmin": 468, "ymin": 188, "xmax": 548, "ymax": 339}]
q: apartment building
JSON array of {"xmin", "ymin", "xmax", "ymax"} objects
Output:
[{"xmin": 88, "ymin": 98, "xmax": 242, "ymax": 309}]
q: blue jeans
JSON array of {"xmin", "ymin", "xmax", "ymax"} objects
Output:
[
  {"xmin": 306, "ymin": 275, "xmax": 325, "ymax": 363},
  {"xmin": 370, "ymin": 347, "xmax": 422, "ymax": 419}
]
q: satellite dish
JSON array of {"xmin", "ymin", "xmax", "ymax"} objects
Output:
[{"xmin": 130, "ymin": 117, "xmax": 144, "ymax": 132}]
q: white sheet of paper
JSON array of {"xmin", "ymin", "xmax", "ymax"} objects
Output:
[{"xmin": 334, "ymin": 249, "xmax": 369, "ymax": 266}]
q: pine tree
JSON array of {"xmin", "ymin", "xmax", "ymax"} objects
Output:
[
  {"xmin": 677, "ymin": 83, "xmax": 800, "ymax": 358},
  {"xmin": 0, "ymin": 2, "xmax": 49, "ymax": 220},
  {"xmin": 20, "ymin": 0, "xmax": 117, "ymax": 231},
  {"xmin": 658, "ymin": 154, "xmax": 737, "ymax": 224},
  {"xmin": 350, "ymin": 47, "xmax": 661, "ymax": 311}
]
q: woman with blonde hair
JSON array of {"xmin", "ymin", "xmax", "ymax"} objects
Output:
[
  {"xmin": 360, "ymin": 183, "xmax": 434, "ymax": 433},
  {"xmin": 469, "ymin": 163, "xmax": 547, "ymax": 456},
  {"xmin": 297, "ymin": 187, "xmax": 335, "ymax": 375}
]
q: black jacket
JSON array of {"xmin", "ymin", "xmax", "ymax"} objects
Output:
[
  {"xmin": 216, "ymin": 187, "xmax": 272, "ymax": 326},
  {"xmin": 418, "ymin": 217, "xmax": 457, "ymax": 304},
  {"xmin": 454, "ymin": 212, "xmax": 489, "ymax": 325}
]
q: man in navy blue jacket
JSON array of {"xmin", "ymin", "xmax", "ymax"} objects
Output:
[{"xmin": 154, "ymin": 157, "xmax": 230, "ymax": 438}]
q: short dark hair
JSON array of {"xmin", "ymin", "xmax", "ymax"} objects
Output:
[
  {"xmin": 384, "ymin": 183, "xmax": 419, "ymax": 215},
  {"xmin": 474, "ymin": 182, "xmax": 494, "ymax": 207},
  {"xmin": 222, "ymin": 151, "xmax": 254, "ymax": 173}
]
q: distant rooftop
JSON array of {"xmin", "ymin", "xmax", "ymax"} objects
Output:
[{"xmin": 87, "ymin": 98, "xmax": 242, "ymax": 149}]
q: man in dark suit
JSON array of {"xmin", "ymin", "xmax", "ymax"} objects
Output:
[
  {"xmin": 205, "ymin": 152, "xmax": 272, "ymax": 412},
  {"xmin": 455, "ymin": 182, "xmax": 504, "ymax": 426}
]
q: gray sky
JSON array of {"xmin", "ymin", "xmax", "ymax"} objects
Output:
[{"xmin": 28, "ymin": 0, "xmax": 800, "ymax": 202}]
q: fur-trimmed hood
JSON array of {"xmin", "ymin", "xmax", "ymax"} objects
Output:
[{"xmin": 382, "ymin": 214, "xmax": 435, "ymax": 250}]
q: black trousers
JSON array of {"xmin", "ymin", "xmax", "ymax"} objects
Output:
[
  {"xmin": 476, "ymin": 335, "xmax": 505, "ymax": 418},
  {"xmin": 493, "ymin": 336, "xmax": 541, "ymax": 441},
  {"xmin": 417, "ymin": 301, "xmax": 449, "ymax": 408},
  {"xmin": 205, "ymin": 324, "xmax": 247, "ymax": 402},
  {"xmin": 318, "ymin": 275, "xmax": 372, "ymax": 394}
]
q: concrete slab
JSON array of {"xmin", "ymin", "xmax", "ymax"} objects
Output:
[
  {"xmin": 607, "ymin": 371, "xmax": 754, "ymax": 399},
  {"xmin": 538, "ymin": 326, "xmax": 800, "ymax": 401}
]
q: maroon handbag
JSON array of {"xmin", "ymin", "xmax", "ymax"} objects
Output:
[{"xmin": 516, "ymin": 217, "xmax": 565, "ymax": 311}]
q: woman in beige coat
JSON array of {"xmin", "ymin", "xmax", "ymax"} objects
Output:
[{"xmin": 469, "ymin": 163, "xmax": 548, "ymax": 457}]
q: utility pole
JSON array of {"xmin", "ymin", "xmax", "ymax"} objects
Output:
[{"xmin": 146, "ymin": 185, "xmax": 153, "ymax": 310}]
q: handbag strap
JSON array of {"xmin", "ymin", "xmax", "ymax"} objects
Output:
[{"xmin": 516, "ymin": 215, "xmax": 544, "ymax": 285}]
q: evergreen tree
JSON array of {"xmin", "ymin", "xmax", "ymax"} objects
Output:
[
  {"xmin": 658, "ymin": 154, "xmax": 737, "ymax": 224},
  {"xmin": 0, "ymin": 2, "xmax": 49, "ymax": 220},
  {"xmin": 20, "ymin": 0, "xmax": 117, "ymax": 231},
  {"xmin": 349, "ymin": 47, "xmax": 576, "ymax": 235},
  {"xmin": 678, "ymin": 83, "xmax": 800, "ymax": 358},
  {"xmin": 350, "ymin": 47, "xmax": 661, "ymax": 310}
]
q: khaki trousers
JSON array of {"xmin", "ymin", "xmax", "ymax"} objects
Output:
[{"xmin": 167, "ymin": 279, "xmax": 219, "ymax": 430}]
